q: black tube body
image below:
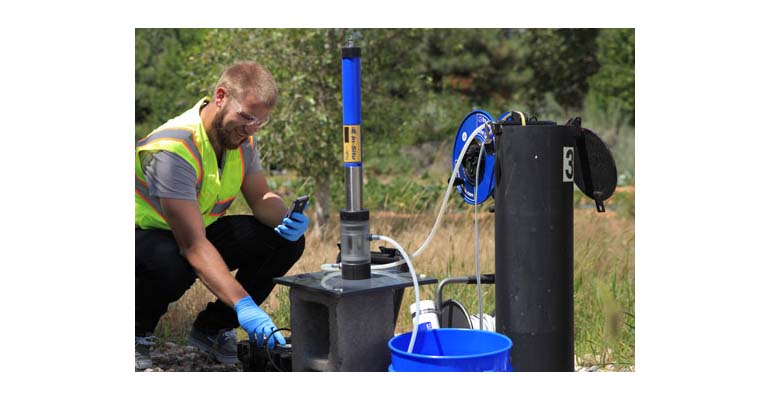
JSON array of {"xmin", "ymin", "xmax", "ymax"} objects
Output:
[{"xmin": 494, "ymin": 124, "xmax": 575, "ymax": 372}]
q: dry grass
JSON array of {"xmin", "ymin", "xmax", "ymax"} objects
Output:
[{"xmin": 156, "ymin": 192, "xmax": 634, "ymax": 367}]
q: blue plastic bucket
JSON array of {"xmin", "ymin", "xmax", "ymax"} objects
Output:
[{"xmin": 388, "ymin": 328, "xmax": 513, "ymax": 372}]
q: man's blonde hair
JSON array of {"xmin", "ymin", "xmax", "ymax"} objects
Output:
[{"xmin": 215, "ymin": 61, "xmax": 278, "ymax": 108}]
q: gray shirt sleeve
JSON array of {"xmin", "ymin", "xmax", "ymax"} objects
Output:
[
  {"xmin": 140, "ymin": 151, "xmax": 198, "ymax": 201},
  {"xmin": 244, "ymin": 139, "xmax": 263, "ymax": 175}
]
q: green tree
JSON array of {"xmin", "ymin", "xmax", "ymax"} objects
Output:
[
  {"xmin": 183, "ymin": 28, "xmax": 427, "ymax": 227},
  {"xmin": 135, "ymin": 28, "xmax": 207, "ymax": 140},
  {"xmin": 415, "ymin": 29, "xmax": 601, "ymax": 122},
  {"xmin": 521, "ymin": 29, "xmax": 600, "ymax": 115},
  {"xmin": 423, "ymin": 30, "xmax": 520, "ymax": 98},
  {"xmin": 587, "ymin": 28, "xmax": 635, "ymax": 125},
  {"xmin": 389, "ymin": 28, "xmax": 564, "ymax": 145}
]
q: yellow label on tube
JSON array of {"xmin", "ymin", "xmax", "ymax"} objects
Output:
[{"xmin": 343, "ymin": 125, "xmax": 362, "ymax": 163}]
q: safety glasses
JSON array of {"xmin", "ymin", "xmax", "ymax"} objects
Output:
[{"xmin": 229, "ymin": 94, "xmax": 270, "ymax": 129}]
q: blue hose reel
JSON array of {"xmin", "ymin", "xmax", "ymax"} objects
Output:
[{"xmin": 452, "ymin": 110, "xmax": 498, "ymax": 205}]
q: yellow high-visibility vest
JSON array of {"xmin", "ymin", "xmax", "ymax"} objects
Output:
[{"xmin": 135, "ymin": 97, "xmax": 254, "ymax": 230}]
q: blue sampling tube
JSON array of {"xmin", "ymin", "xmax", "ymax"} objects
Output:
[{"xmin": 340, "ymin": 43, "xmax": 371, "ymax": 280}]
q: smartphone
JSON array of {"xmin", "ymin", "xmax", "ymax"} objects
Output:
[{"xmin": 285, "ymin": 195, "xmax": 309, "ymax": 219}]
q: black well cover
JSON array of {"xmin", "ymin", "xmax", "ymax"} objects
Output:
[{"xmin": 574, "ymin": 128, "xmax": 617, "ymax": 202}]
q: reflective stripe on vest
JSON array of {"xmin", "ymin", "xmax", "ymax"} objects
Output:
[
  {"xmin": 134, "ymin": 175, "xmax": 166, "ymax": 221},
  {"xmin": 209, "ymin": 196, "xmax": 236, "ymax": 217},
  {"xmin": 136, "ymin": 128, "xmax": 203, "ymax": 189}
]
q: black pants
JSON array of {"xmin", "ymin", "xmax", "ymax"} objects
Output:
[{"xmin": 135, "ymin": 215, "xmax": 305, "ymax": 336}]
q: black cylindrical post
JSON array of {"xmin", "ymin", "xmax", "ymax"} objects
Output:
[{"xmin": 494, "ymin": 123, "xmax": 576, "ymax": 372}]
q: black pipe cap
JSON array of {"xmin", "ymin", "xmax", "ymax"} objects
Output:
[{"xmin": 341, "ymin": 47, "xmax": 361, "ymax": 58}]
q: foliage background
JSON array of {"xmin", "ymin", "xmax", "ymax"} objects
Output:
[{"xmin": 135, "ymin": 28, "xmax": 635, "ymax": 223}]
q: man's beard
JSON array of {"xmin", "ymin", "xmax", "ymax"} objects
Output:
[{"xmin": 212, "ymin": 110, "xmax": 250, "ymax": 150}]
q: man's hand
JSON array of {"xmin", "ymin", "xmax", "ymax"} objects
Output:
[
  {"xmin": 234, "ymin": 295, "xmax": 286, "ymax": 349},
  {"xmin": 274, "ymin": 212, "xmax": 309, "ymax": 242}
]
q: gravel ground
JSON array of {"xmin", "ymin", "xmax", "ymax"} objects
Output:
[
  {"xmin": 138, "ymin": 341, "xmax": 634, "ymax": 372},
  {"xmin": 139, "ymin": 341, "xmax": 242, "ymax": 372}
]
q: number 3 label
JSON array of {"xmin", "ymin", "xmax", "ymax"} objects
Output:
[{"xmin": 563, "ymin": 147, "xmax": 574, "ymax": 182}]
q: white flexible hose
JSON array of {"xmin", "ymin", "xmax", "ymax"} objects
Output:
[
  {"xmin": 410, "ymin": 122, "xmax": 490, "ymax": 259},
  {"xmin": 474, "ymin": 143, "xmax": 485, "ymax": 330},
  {"xmin": 370, "ymin": 234, "xmax": 420, "ymax": 353},
  {"xmin": 320, "ymin": 263, "xmax": 341, "ymax": 271},
  {"xmin": 320, "ymin": 122, "xmax": 491, "ymax": 273}
]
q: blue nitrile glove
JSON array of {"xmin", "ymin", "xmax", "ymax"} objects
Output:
[
  {"xmin": 234, "ymin": 295, "xmax": 286, "ymax": 349},
  {"xmin": 274, "ymin": 212, "xmax": 309, "ymax": 242}
]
